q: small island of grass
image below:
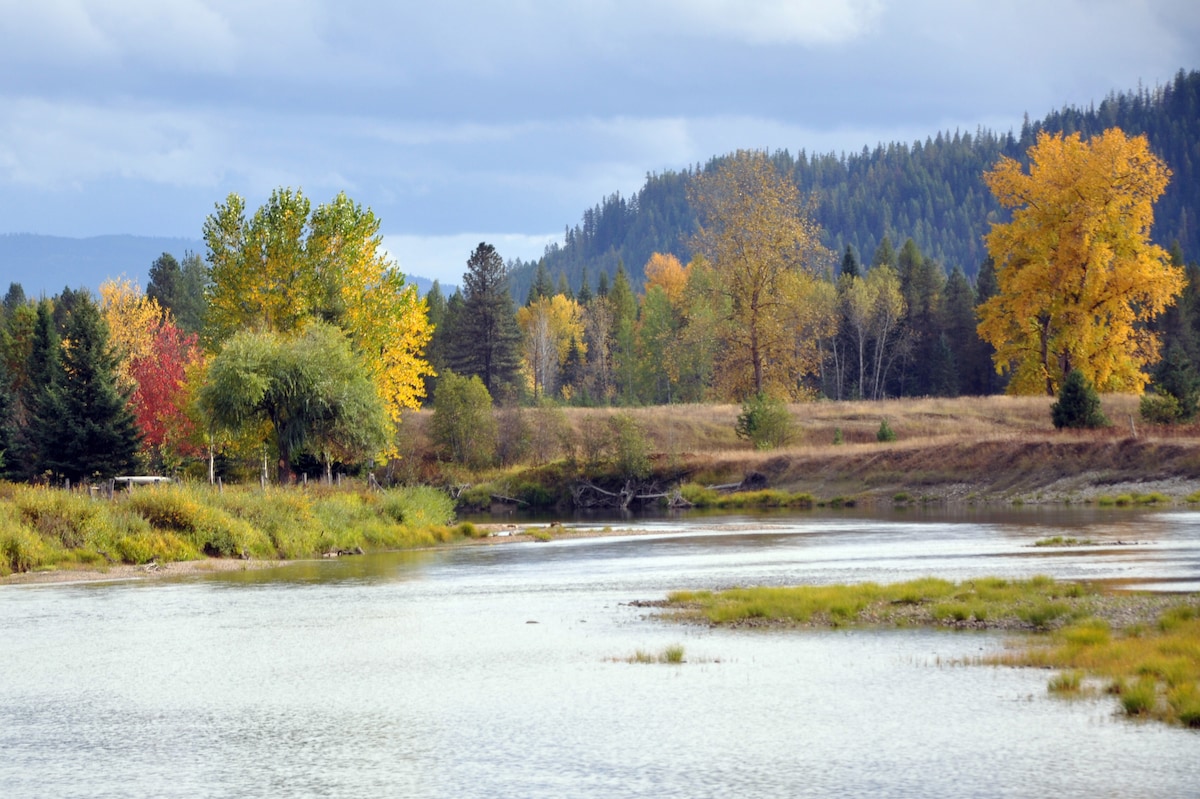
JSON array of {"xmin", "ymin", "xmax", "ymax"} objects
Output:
[{"xmin": 660, "ymin": 576, "xmax": 1200, "ymax": 727}]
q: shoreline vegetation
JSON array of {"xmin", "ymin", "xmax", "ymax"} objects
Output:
[
  {"xmin": 6, "ymin": 394, "xmax": 1200, "ymax": 581},
  {"xmin": 658, "ymin": 577, "xmax": 1200, "ymax": 728}
]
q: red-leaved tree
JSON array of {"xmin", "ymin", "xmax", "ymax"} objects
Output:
[{"xmin": 128, "ymin": 319, "xmax": 204, "ymax": 470}]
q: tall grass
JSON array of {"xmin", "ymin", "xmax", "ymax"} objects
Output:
[{"xmin": 0, "ymin": 481, "xmax": 459, "ymax": 575}]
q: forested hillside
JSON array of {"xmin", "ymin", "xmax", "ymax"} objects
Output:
[{"xmin": 511, "ymin": 68, "xmax": 1200, "ymax": 300}]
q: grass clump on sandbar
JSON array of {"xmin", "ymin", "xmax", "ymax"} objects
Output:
[
  {"xmin": 990, "ymin": 605, "xmax": 1200, "ymax": 727},
  {"xmin": 666, "ymin": 576, "xmax": 1106, "ymax": 630},
  {"xmin": 0, "ymin": 481, "xmax": 459, "ymax": 576},
  {"xmin": 662, "ymin": 576, "xmax": 1200, "ymax": 727}
]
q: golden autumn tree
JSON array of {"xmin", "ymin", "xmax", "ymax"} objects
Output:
[
  {"xmin": 203, "ymin": 189, "xmax": 433, "ymax": 427},
  {"xmin": 99, "ymin": 276, "xmax": 166, "ymax": 392},
  {"xmin": 688, "ymin": 150, "xmax": 832, "ymax": 399},
  {"xmin": 643, "ymin": 252, "xmax": 689, "ymax": 306},
  {"xmin": 977, "ymin": 128, "xmax": 1182, "ymax": 395}
]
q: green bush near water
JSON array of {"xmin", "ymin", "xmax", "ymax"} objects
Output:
[{"xmin": 0, "ymin": 481, "xmax": 459, "ymax": 575}]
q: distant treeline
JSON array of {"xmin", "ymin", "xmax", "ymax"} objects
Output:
[{"xmin": 509, "ymin": 68, "xmax": 1200, "ymax": 301}]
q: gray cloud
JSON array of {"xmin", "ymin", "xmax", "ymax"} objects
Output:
[{"xmin": 0, "ymin": 0, "xmax": 1196, "ymax": 285}]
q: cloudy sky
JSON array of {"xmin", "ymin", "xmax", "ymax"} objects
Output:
[{"xmin": 1, "ymin": 0, "xmax": 1197, "ymax": 285}]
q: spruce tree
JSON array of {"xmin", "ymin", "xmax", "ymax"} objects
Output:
[
  {"xmin": 1051, "ymin": 370, "xmax": 1109, "ymax": 429},
  {"xmin": 0, "ymin": 357, "xmax": 16, "ymax": 478},
  {"xmin": 17, "ymin": 300, "xmax": 63, "ymax": 480}
]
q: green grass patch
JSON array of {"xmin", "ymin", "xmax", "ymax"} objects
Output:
[
  {"xmin": 666, "ymin": 576, "xmax": 1104, "ymax": 629},
  {"xmin": 619, "ymin": 644, "xmax": 686, "ymax": 664},
  {"xmin": 1033, "ymin": 536, "xmax": 1096, "ymax": 547},
  {"xmin": 678, "ymin": 483, "xmax": 815, "ymax": 510},
  {"xmin": 993, "ymin": 607, "xmax": 1200, "ymax": 727},
  {"xmin": 0, "ymin": 481, "xmax": 460, "ymax": 574}
]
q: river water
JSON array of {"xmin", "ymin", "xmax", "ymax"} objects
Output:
[{"xmin": 3, "ymin": 508, "xmax": 1198, "ymax": 798}]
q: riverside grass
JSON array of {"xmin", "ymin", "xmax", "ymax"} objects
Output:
[
  {"xmin": 664, "ymin": 576, "xmax": 1200, "ymax": 727},
  {"xmin": 0, "ymin": 481, "xmax": 458, "ymax": 576}
]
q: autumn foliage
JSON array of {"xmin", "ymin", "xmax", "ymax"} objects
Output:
[
  {"xmin": 128, "ymin": 320, "xmax": 204, "ymax": 463},
  {"xmin": 978, "ymin": 128, "xmax": 1182, "ymax": 395}
]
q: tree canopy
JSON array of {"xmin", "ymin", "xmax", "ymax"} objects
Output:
[
  {"xmin": 689, "ymin": 149, "xmax": 834, "ymax": 399},
  {"xmin": 203, "ymin": 188, "xmax": 432, "ymax": 423},
  {"xmin": 978, "ymin": 128, "xmax": 1182, "ymax": 394}
]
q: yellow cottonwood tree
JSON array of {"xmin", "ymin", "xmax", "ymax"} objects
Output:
[
  {"xmin": 643, "ymin": 252, "xmax": 689, "ymax": 307},
  {"xmin": 689, "ymin": 150, "xmax": 831, "ymax": 399},
  {"xmin": 977, "ymin": 129, "xmax": 1182, "ymax": 395}
]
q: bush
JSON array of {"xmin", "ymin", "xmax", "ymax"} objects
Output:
[
  {"xmin": 610, "ymin": 413, "xmax": 651, "ymax": 479},
  {"xmin": 735, "ymin": 393, "xmax": 793, "ymax": 450},
  {"xmin": 1140, "ymin": 391, "xmax": 1183, "ymax": 425},
  {"xmin": 1051, "ymin": 370, "xmax": 1109, "ymax": 429},
  {"xmin": 430, "ymin": 370, "xmax": 497, "ymax": 469},
  {"xmin": 876, "ymin": 419, "xmax": 897, "ymax": 442}
]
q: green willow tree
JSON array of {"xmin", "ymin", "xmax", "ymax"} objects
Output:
[{"xmin": 199, "ymin": 322, "xmax": 390, "ymax": 481}]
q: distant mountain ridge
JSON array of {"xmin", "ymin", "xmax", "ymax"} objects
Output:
[
  {"xmin": 0, "ymin": 233, "xmax": 203, "ymax": 296},
  {"xmin": 0, "ymin": 233, "xmax": 437, "ymax": 298}
]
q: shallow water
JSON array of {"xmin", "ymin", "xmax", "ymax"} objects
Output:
[{"xmin": 3, "ymin": 508, "xmax": 1198, "ymax": 798}]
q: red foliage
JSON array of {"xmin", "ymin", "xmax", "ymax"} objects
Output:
[{"xmin": 128, "ymin": 320, "xmax": 203, "ymax": 459}]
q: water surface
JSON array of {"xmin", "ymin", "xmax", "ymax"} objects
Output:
[{"xmin": 3, "ymin": 508, "xmax": 1197, "ymax": 798}]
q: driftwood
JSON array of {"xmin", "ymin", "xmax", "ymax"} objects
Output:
[{"xmin": 572, "ymin": 479, "xmax": 678, "ymax": 510}]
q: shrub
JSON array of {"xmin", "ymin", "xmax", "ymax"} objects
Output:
[
  {"xmin": 1139, "ymin": 391, "xmax": 1183, "ymax": 425},
  {"xmin": 876, "ymin": 418, "xmax": 897, "ymax": 442},
  {"xmin": 1051, "ymin": 370, "xmax": 1109, "ymax": 429},
  {"xmin": 430, "ymin": 370, "xmax": 497, "ymax": 469},
  {"xmin": 610, "ymin": 413, "xmax": 651, "ymax": 479},
  {"xmin": 735, "ymin": 393, "xmax": 793, "ymax": 450}
]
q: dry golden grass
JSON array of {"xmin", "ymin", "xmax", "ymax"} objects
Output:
[{"xmin": 404, "ymin": 394, "xmax": 1200, "ymax": 504}]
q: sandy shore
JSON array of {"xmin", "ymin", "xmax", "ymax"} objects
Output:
[{"xmin": 1, "ymin": 556, "xmax": 295, "ymax": 587}]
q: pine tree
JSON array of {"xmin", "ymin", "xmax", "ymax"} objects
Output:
[{"xmin": 450, "ymin": 243, "xmax": 523, "ymax": 401}]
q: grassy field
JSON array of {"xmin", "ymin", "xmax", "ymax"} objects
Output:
[{"xmin": 406, "ymin": 393, "xmax": 1200, "ymax": 506}]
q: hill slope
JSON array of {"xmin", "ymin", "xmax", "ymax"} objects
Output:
[{"xmin": 511, "ymin": 68, "xmax": 1200, "ymax": 300}]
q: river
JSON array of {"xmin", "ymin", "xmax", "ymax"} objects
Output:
[{"xmin": 2, "ymin": 507, "xmax": 1198, "ymax": 798}]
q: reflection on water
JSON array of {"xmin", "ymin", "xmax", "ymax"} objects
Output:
[{"xmin": 2, "ymin": 508, "xmax": 1197, "ymax": 799}]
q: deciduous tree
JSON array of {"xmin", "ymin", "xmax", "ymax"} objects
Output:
[
  {"xmin": 978, "ymin": 128, "xmax": 1182, "ymax": 394},
  {"xmin": 689, "ymin": 150, "xmax": 831, "ymax": 399},
  {"xmin": 198, "ymin": 322, "xmax": 390, "ymax": 480},
  {"xmin": 203, "ymin": 189, "xmax": 432, "ymax": 423}
]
